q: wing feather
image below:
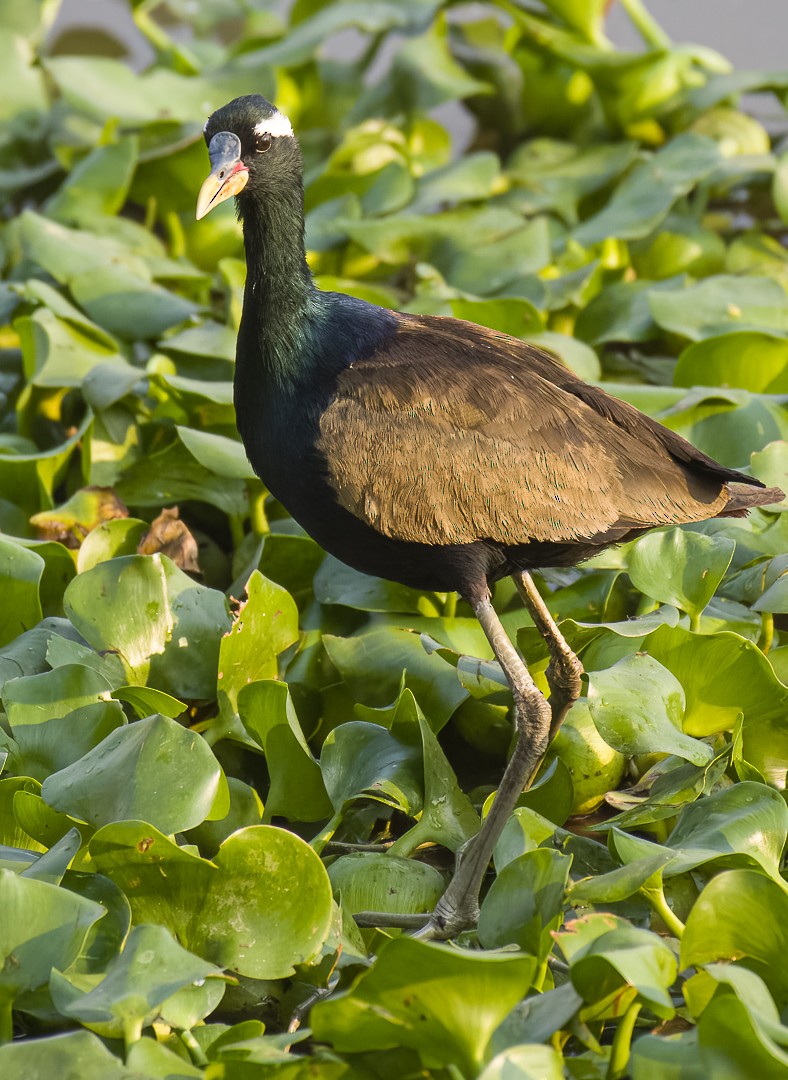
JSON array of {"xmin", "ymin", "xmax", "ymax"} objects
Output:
[{"xmin": 315, "ymin": 315, "xmax": 729, "ymax": 547}]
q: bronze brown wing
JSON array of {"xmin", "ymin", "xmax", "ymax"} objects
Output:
[{"xmin": 315, "ymin": 314, "xmax": 738, "ymax": 549}]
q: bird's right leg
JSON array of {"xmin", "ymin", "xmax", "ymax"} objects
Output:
[
  {"xmin": 416, "ymin": 589, "xmax": 552, "ymax": 940},
  {"xmin": 513, "ymin": 570, "xmax": 583, "ymax": 739}
]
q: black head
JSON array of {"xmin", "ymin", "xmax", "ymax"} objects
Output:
[{"xmin": 196, "ymin": 94, "xmax": 300, "ymax": 220}]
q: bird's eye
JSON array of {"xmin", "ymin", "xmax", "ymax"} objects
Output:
[{"xmin": 256, "ymin": 134, "xmax": 272, "ymax": 153}]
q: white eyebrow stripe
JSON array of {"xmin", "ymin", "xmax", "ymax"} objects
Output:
[{"xmin": 254, "ymin": 112, "xmax": 294, "ymax": 138}]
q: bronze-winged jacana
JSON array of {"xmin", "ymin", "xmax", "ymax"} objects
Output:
[{"xmin": 197, "ymin": 95, "xmax": 784, "ymax": 939}]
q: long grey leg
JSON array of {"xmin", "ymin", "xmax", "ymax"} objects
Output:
[
  {"xmin": 416, "ymin": 592, "xmax": 552, "ymax": 940},
  {"xmin": 513, "ymin": 571, "xmax": 583, "ymax": 739}
]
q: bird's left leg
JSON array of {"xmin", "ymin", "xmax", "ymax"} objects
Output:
[
  {"xmin": 415, "ymin": 589, "xmax": 552, "ymax": 940},
  {"xmin": 513, "ymin": 570, "xmax": 583, "ymax": 739}
]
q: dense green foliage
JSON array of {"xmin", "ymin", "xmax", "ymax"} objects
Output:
[{"xmin": 1, "ymin": 0, "xmax": 788, "ymax": 1075}]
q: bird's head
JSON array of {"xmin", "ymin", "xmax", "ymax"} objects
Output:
[{"xmin": 196, "ymin": 95, "xmax": 298, "ymax": 221}]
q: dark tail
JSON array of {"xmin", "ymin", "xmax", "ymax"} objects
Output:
[{"xmin": 721, "ymin": 483, "xmax": 785, "ymax": 518}]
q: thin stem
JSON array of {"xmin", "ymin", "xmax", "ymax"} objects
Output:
[
  {"xmin": 606, "ymin": 1000, "xmax": 642, "ymax": 1080},
  {"xmin": 643, "ymin": 884, "xmax": 685, "ymax": 939},
  {"xmin": 618, "ymin": 0, "xmax": 671, "ymax": 48},
  {"xmin": 443, "ymin": 592, "xmax": 458, "ymax": 619},
  {"xmin": 229, "ymin": 513, "xmax": 246, "ymax": 551},
  {"xmin": 123, "ymin": 1016, "xmax": 144, "ymax": 1053},
  {"xmin": 760, "ymin": 611, "xmax": 774, "ymax": 654},
  {"xmin": 689, "ymin": 611, "xmax": 702, "ymax": 633},
  {"xmin": 354, "ymin": 911, "xmax": 430, "ymax": 929},
  {"xmin": 311, "ymin": 810, "xmax": 344, "ymax": 855},
  {"xmin": 0, "ymin": 997, "xmax": 13, "ymax": 1045},
  {"xmin": 248, "ymin": 485, "xmax": 269, "ymax": 537},
  {"xmin": 179, "ymin": 1029, "xmax": 208, "ymax": 1067}
]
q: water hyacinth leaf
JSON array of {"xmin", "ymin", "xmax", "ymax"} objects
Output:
[
  {"xmin": 19, "ymin": 827, "xmax": 82, "ymax": 885},
  {"xmin": 587, "ymin": 653, "xmax": 712, "ymax": 765},
  {"xmin": 631, "ymin": 1030, "xmax": 705, "ymax": 1079},
  {"xmin": 328, "ymin": 852, "xmax": 444, "ymax": 915},
  {"xmin": 44, "ymin": 137, "xmax": 139, "ymax": 225},
  {"xmin": 569, "ymin": 854, "xmax": 672, "ymax": 906},
  {"xmin": 651, "ymin": 276, "xmax": 788, "ymax": 342},
  {"xmin": 9, "ymin": 700, "xmax": 127, "ymax": 783},
  {"xmin": 218, "ymin": 571, "xmax": 299, "ymax": 719},
  {"xmin": 125, "ymin": 1038, "xmax": 203, "ymax": 1078},
  {"xmin": 64, "ymin": 554, "xmax": 230, "ymax": 698},
  {"xmin": 0, "ymin": 1030, "xmax": 136, "ymax": 1079},
  {"xmin": 551, "ymin": 699, "xmax": 626, "ymax": 816},
  {"xmin": 478, "ymin": 1044, "xmax": 566, "ymax": 1080},
  {"xmin": 559, "ymin": 916, "xmax": 678, "ymax": 1018},
  {"xmin": 449, "ymin": 296, "xmax": 545, "ymax": 339},
  {"xmin": 627, "ymin": 529, "xmax": 735, "ymax": 622},
  {"xmin": 50, "ymin": 923, "xmax": 224, "ymax": 1040},
  {"xmin": 70, "ymin": 266, "xmax": 199, "ymax": 339},
  {"xmin": 176, "ymin": 425, "xmax": 257, "ymax": 480},
  {"xmin": 89, "ymin": 822, "xmax": 334, "ymax": 979},
  {"xmin": 77, "ymin": 519, "xmax": 148, "ymax": 573},
  {"xmin": 311, "ymin": 936, "xmax": 537, "ymax": 1074},
  {"xmin": 323, "ymin": 628, "xmax": 468, "ymax": 731},
  {"xmin": 675, "ymin": 332, "xmax": 788, "ymax": 394},
  {"xmin": 0, "ymin": 869, "xmax": 105, "ymax": 1011},
  {"xmin": 319, "ymin": 721, "xmax": 424, "ymax": 827},
  {"xmin": 61, "ymin": 870, "xmax": 132, "ymax": 975},
  {"xmin": 390, "ymin": 716, "xmax": 479, "ymax": 854},
  {"xmin": 115, "ymin": 440, "xmax": 248, "ymax": 517},
  {"xmin": 315, "ymin": 554, "xmax": 445, "ymax": 615},
  {"xmin": 239, "ymin": 679, "xmax": 331, "ymax": 822},
  {"xmin": 609, "ymin": 782, "xmax": 788, "ymax": 881},
  {"xmin": 17, "ymin": 211, "xmax": 149, "ymax": 284},
  {"xmin": 573, "ymin": 135, "xmax": 721, "ymax": 246},
  {"xmin": 644, "ymin": 625, "xmax": 788, "ymax": 782},
  {"xmin": 42, "ymin": 713, "xmax": 225, "ymax": 834},
  {"xmin": 110, "ymin": 684, "xmax": 186, "ymax": 720},
  {"xmin": 697, "ymin": 993, "xmax": 788, "ymax": 1079},
  {"xmin": 478, "ymin": 848, "xmax": 571, "ymax": 960},
  {"xmin": 3, "ymin": 663, "xmax": 114, "ymax": 728},
  {"xmin": 750, "ymin": 442, "xmax": 788, "ymax": 510},
  {"xmin": 185, "ymin": 776, "xmax": 263, "ymax": 857},
  {"xmin": 506, "ymin": 140, "xmax": 638, "ymax": 224},
  {"xmin": 681, "ymin": 870, "xmax": 788, "ymax": 1008},
  {"xmin": 0, "ymin": 538, "xmax": 43, "ymax": 646}
]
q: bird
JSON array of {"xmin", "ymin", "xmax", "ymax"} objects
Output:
[{"xmin": 196, "ymin": 94, "xmax": 784, "ymax": 939}]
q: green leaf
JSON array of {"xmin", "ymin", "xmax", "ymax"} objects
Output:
[
  {"xmin": 328, "ymin": 852, "xmax": 444, "ymax": 915},
  {"xmin": 0, "ymin": 538, "xmax": 43, "ymax": 647},
  {"xmin": 558, "ymin": 914, "xmax": 677, "ymax": 1018},
  {"xmin": 311, "ymin": 936, "xmax": 537, "ymax": 1074},
  {"xmin": 478, "ymin": 848, "xmax": 571, "ymax": 960},
  {"xmin": 324, "ymin": 628, "xmax": 468, "ymax": 731},
  {"xmin": 63, "ymin": 554, "xmax": 230, "ymax": 698},
  {"xmin": 0, "ymin": 1030, "xmax": 135, "ymax": 1079},
  {"xmin": 90, "ymin": 822, "xmax": 334, "ymax": 979},
  {"xmin": 681, "ymin": 870, "xmax": 788, "ymax": 1008},
  {"xmin": 42, "ymin": 713, "xmax": 224, "ymax": 834},
  {"xmin": 45, "ymin": 138, "xmax": 139, "ymax": 225},
  {"xmin": 574, "ymin": 136, "xmax": 721, "ymax": 246},
  {"xmin": 588, "ymin": 653, "xmax": 713, "ymax": 765},
  {"xmin": 70, "ymin": 267, "xmax": 199, "ymax": 339},
  {"xmin": 50, "ymin": 923, "xmax": 224, "ymax": 1040},
  {"xmin": 675, "ymin": 332, "xmax": 788, "ymax": 393},
  {"xmin": 0, "ymin": 869, "xmax": 105, "ymax": 1006},
  {"xmin": 478, "ymin": 1045, "xmax": 566, "ymax": 1080},
  {"xmin": 218, "ymin": 571, "xmax": 299, "ymax": 719},
  {"xmin": 176, "ymin": 425, "xmax": 256, "ymax": 480},
  {"xmin": 239, "ymin": 680, "xmax": 331, "ymax": 822},
  {"xmin": 652, "ymin": 277, "xmax": 788, "ymax": 342},
  {"xmin": 627, "ymin": 528, "xmax": 735, "ymax": 621}
]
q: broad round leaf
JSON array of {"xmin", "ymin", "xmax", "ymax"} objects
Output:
[
  {"xmin": 89, "ymin": 822, "xmax": 334, "ymax": 979},
  {"xmin": 42, "ymin": 713, "xmax": 224, "ymax": 834}
]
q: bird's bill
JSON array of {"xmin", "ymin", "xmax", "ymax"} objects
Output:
[{"xmin": 196, "ymin": 131, "xmax": 249, "ymax": 220}]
